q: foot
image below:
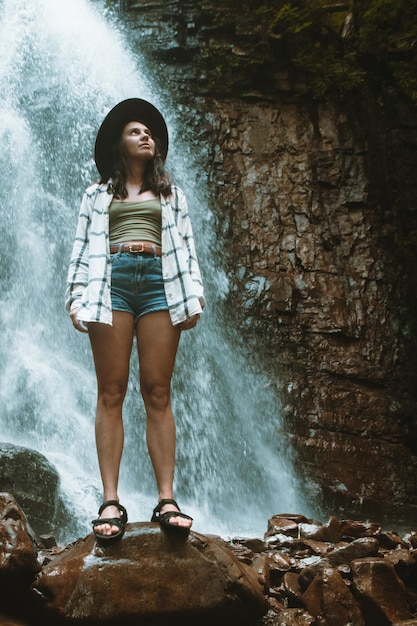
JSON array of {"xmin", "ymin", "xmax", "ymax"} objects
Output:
[
  {"xmin": 92, "ymin": 500, "xmax": 128, "ymax": 544},
  {"xmin": 159, "ymin": 501, "xmax": 192, "ymax": 530},
  {"xmin": 151, "ymin": 498, "xmax": 193, "ymax": 534},
  {"xmin": 93, "ymin": 503, "xmax": 122, "ymax": 537}
]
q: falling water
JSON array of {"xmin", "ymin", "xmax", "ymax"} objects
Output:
[{"xmin": 0, "ymin": 0, "xmax": 307, "ymax": 543}]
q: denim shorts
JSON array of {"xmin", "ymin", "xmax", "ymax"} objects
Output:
[{"xmin": 110, "ymin": 251, "xmax": 168, "ymax": 323}]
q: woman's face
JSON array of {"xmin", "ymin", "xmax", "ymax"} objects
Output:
[{"xmin": 120, "ymin": 121, "xmax": 155, "ymax": 162}]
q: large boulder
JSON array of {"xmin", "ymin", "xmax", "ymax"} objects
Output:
[
  {"xmin": 0, "ymin": 493, "xmax": 40, "ymax": 622},
  {"xmin": 0, "ymin": 493, "xmax": 39, "ymax": 582},
  {"xmin": 33, "ymin": 523, "xmax": 268, "ymax": 625},
  {"xmin": 302, "ymin": 564, "xmax": 365, "ymax": 625},
  {"xmin": 0, "ymin": 443, "xmax": 61, "ymax": 537},
  {"xmin": 351, "ymin": 557, "xmax": 414, "ymax": 624}
]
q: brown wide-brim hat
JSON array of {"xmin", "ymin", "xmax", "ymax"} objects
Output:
[{"xmin": 94, "ymin": 98, "xmax": 169, "ymax": 178}]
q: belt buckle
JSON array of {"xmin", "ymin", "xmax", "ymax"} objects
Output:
[{"xmin": 129, "ymin": 242, "xmax": 144, "ymax": 253}]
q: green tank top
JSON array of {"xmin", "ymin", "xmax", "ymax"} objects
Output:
[{"xmin": 109, "ymin": 198, "xmax": 162, "ymax": 246}]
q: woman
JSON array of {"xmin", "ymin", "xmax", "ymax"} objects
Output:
[{"xmin": 65, "ymin": 98, "xmax": 205, "ymax": 544}]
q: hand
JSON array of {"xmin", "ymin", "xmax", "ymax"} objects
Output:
[
  {"xmin": 70, "ymin": 308, "xmax": 89, "ymax": 333},
  {"xmin": 177, "ymin": 314, "xmax": 200, "ymax": 331}
]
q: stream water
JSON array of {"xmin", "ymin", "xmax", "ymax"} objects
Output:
[{"xmin": 0, "ymin": 0, "xmax": 308, "ymax": 543}]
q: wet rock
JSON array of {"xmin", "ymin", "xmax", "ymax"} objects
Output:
[
  {"xmin": 0, "ymin": 493, "xmax": 39, "ymax": 582},
  {"xmin": 264, "ymin": 514, "xmax": 301, "ymax": 539},
  {"xmin": 252, "ymin": 553, "xmax": 271, "ymax": 592},
  {"xmin": 299, "ymin": 516, "xmax": 342, "ymax": 543},
  {"xmin": 0, "ymin": 443, "xmax": 61, "ymax": 537},
  {"xmin": 270, "ymin": 607, "xmax": 314, "ymax": 625},
  {"xmin": 302, "ymin": 565, "xmax": 365, "ymax": 625},
  {"xmin": 237, "ymin": 537, "xmax": 267, "ymax": 553},
  {"xmin": 351, "ymin": 557, "xmax": 414, "ymax": 623},
  {"xmin": 298, "ymin": 537, "xmax": 380, "ymax": 589},
  {"xmin": 281, "ymin": 571, "xmax": 304, "ymax": 607},
  {"xmin": 340, "ymin": 519, "xmax": 382, "ymax": 539},
  {"xmin": 32, "ymin": 523, "xmax": 267, "ymax": 625},
  {"xmin": 378, "ymin": 531, "xmax": 409, "ymax": 549},
  {"xmin": 0, "ymin": 493, "xmax": 40, "ymax": 623},
  {"xmin": 268, "ymin": 551, "xmax": 292, "ymax": 582},
  {"xmin": 405, "ymin": 532, "xmax": 417, "ymax": 549},
  {"xmin": 276, "ymin": 538, "xmax": 333, "ymax": 561},
  {"xmin": 384, "ymin": 548, "xmax": 417, "ymax": 568},
  {"xmin": 298, "ymin": 539, "xmax": 335, "ymax": 557}
]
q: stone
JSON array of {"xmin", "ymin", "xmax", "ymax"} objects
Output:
[
  {"xmin": 32, "ymin": 523, "xmax": 268, "ymax": 625},
  {"xmin": 327, "ymin": 537, "xmax": 380, "ymax": 564},
  {"xmin": 405, "ymin": 532, "xmax": 417, "ymax": 549},
  {"xmin": 0, "ymin": 493, "xmax": 39, "ymax": 582},
  {"xmin": 271, "ymin": 607, "xmax": 314, "ymax": 625},
  {"xmin": 269, "ymin": 551, "xmax": 292, "ymax": 579},
  {"xmin": 281, "ymin": 571, "xmax": 304, "ymax": 607},
  {"xmin": 238, "ymin": 537, "xmax": 267, "ymax": 553},
  {"xmin": 0, "ymin": 443, "xmax": 62, "ymax": 537},
  {"xmin": 297, "ymin": 539, "xmax": 334, "ymax": 556},
  {"xmin": 298, "ymin": 537, "xmax": 379, "ymax": 589},
  {"xmin": 351, "ymin": 557, "xmax": 413, "ymax": 624},
  {"xmin": 302, "ymin": 565, "xmax": 365, "ymax": 626},
  {"xmin": 340, "ymin": 519, "xmax": 382, "ymax": 539},
  {"xmin": 298, "ymin": 516, "xmax": 341, "ymax": 543},
  {"xmin": 378, "ymin": 531, "xmax": 409, "ymax": 549},
  {"xmin": 383, "ymin": 547, "xmax": 417, "ymax": 569},
  {"xmin": 264, "ymin": 515, "xmax": 301, "ymax": 539},
  {"xmin": 0, "ymin": 493, "xmax": 40, "ymax": 623},
  {"xmin": 251, "ymin": 553, "xmax": 271, "ymax": 592}
]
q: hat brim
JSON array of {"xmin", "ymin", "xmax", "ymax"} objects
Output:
[{"xmin": 94, "ymin": 98, "xmax": 169, "ymax": 178}]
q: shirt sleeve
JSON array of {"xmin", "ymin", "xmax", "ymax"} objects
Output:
[
  {"xmin": 175, "ymin": 187, "xmax": 206, "ymax": 309},
  {"xmin": 64, "ymin": 192, "xmax": 91, "ymax": 312}
]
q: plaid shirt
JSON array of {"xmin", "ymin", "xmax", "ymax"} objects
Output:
[{"xmin": 65, "ymin": 182, "xmax": 205, "ymax": 326}]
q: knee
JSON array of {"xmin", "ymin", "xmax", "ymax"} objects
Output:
[
  {"xmin": 98, "ymin": 383, "xmax": 126, "ymax": 411},
  {"xmin": 141, "ymin": 383, "xmax": 170, "ymax": 414}
]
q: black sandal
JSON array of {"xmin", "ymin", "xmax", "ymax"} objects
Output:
[
  {"xmin": 151, "ymin": 498, "xmax": 193, "ymax": 535},
  {"xmin": 92, "ymin": 500, "xmax": 128, "ymax": 544}
]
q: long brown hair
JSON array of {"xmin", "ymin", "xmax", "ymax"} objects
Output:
[{"xmin": 101, "ymin": 132, "xmax": 172, "ymax": 198}]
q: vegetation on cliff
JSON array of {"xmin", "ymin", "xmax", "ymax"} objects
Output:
[{"xmin": 199, "ymin": 0, "xmax": 417, "ymax": 101}]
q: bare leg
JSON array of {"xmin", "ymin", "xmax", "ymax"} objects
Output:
[
  {"xmin": 136, "ymin": 311, "xmax": 191, "ymax": 529},
  {"xmin": 89, "ymin": 312, "xmax": 134, "ymax": 536}
]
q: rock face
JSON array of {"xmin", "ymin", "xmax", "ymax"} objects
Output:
[
  {"xmin": 116, "ymin": 0, "xmax": 417, "ymax": 525},
  {"xmin": 205, "ymin": 96, "xmax": 417, "ymax": 527}
]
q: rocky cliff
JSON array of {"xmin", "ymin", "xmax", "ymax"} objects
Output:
[{"xmin": 114, "ymin": 0, "xmax": 417, "ymax": 525}]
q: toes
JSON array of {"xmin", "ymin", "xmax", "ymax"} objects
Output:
[
  {"xmin": 94, "ymin": 522, "xmax": 117, "ymax": 536},
  {"xmin": 94, "ymin": 505, "xmax": 121, "ymax": 536},
  {"xmin": 169, "ymin": 514, "xmax": 192, "ymax": 528}
]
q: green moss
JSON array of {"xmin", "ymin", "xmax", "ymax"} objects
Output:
[{"xmin": 198, "ymin": 0, "xmax": 417, "ymax": 101}]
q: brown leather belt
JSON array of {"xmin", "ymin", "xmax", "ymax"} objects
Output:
[{"xmin": 109, "ymin": 241, "xmax": 162, "ymax": 256}]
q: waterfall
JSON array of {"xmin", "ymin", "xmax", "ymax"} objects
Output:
[{"xmin": 0, "ymin": 0, "xmax": 307, "ymax": 543}]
